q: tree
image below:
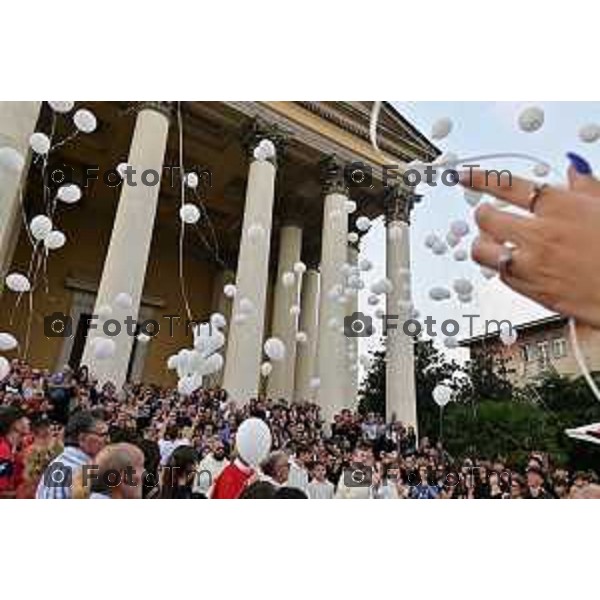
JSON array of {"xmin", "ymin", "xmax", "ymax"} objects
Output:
[{"xmin": 358, "ymin": 336, "xmax": 461, "ymax": 436}]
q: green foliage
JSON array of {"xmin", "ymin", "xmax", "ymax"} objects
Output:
[{"xmin": 358, "ymin": 337, "xmax": 600, "ymax": 468}]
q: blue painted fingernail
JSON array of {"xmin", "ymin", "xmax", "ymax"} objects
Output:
[{"xmin": 567, "ymin": 152, "xmax": 592, "ymax": 175}]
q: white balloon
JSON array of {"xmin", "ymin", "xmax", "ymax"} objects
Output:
[
  {"xmin": 518, "ymin": 106, "xmax": 544, "ymax": 133},
  {"xmin": 293, "ymin": 261, "xmax": 306, "ymax": 275},
  {"xmin": 210, "ymin": 312, "xmax": 227, "ymax": 330},
  {"xmin": 180, "ymin": 203, "xmax": 200, "ymax": 224},
  {"xmin": 500, "ymin": 328, "xmax": 518, "ymax": 346},
  {"xmin": 355, "ymin": 216, "xmax": 372, "ymax": 232},
  {"xmin": 309, "ymin": 377, "xmax": 321, "ymax": 390},
  {"xmin": 137, "ymin": 333, "xmax": 151, "ymax": 343},
  {"xmin": 370, "ymin": 278, "xmax": 393, "ymax": 295},
  {"xmin": 345, "ymin": 200, "xmax": 357, "ymax": 213},
  {"xmin": 579, "ymin": 123, "xmax": 600, "ymax": 144},
  {"xmin": 73, "ymin": 108, "xmax": 97, "ymax": 133},
  {"xmin": 450, "ymin": 219, "xmax": 470, "ymax": 238},
  {"xmin": 260, "ymin": 361, "xmax": 273, "ymax": 377},
  {"xmin": 93, "ymin": 337, "xmax": 116, "ymax": 360},
  {"xmin": 44, "ymin": 230, "xmax": 66, "ymax": 250},
  {"xmin": 238, "ymin": 297, "xmax": 255, "ymax": 314},
  {"xmin": 258, "ymin": 139, "xmax": 276, "ymax": 159},
  {"xmin": 247, "ymin": 223, "xmax": 265, "ymax": 242},
  {"xmin": 424, "ymin": 233, "xmax": 439, "ymax": 248},
  {"xmin": 296, "ymin": 331, "xmax": 308, "ymax": 343},
  {"xmin": 30, "ymin": 215, "xmax": 53, "ymax": 241},
  {"xmin": 432, "ymin": 240, "xmax": 448, "ymax": 255},
  {"xmin": 446, "ymin": 231, "xmax": 460, "ymax": 248},
  {"xmin": 453, "ymin": 278, "xmax": 473, "ymax": 296},
  {"xmin": 57, "ymin": 183, "xmax": 82, "ymax": 204},
  {"xmin": 97, "ymin": 304, "xmax": 112, "ymax": 320},
  {"xmin": 194, "ymin": 329, "xmax": 225, "ymax": 358},
  {"xmin": 281, "ymin": 271, "xmax": 296, "ymax": 287},
  {"xmin": 167, "ymin": 354, "xmax": 179, "ymax": 370},
  {"xmin": 29, "ymin": 132, "xmax": 51, "ymax": 155},
  {"xmin": 223, "ymin": 284, "xmax": 237, "ymax": 299},
  {"xmin": 185, "ymin": 172, "xmax": 199, "ymax": 188},
  {"xmin": 480, "ymin": 266, "xmax": 497, "ymax": 280},
  {"xmin": 236, "ymin": 417, "xmax": 272, "ymax": 467},
  {"xmin": 264, "ymin": 337, "xmax": 286, "ymax": 361},
  {"xmin": 0, "ymin": 333, "xmax": 18, "ymax": 351},
  {"xmin": 178, "ymin": 373, "xmax": 203, "ymax": 396},
  {"xmin": 115, "ymin": 292, "xmax": 133, "ymax": 310},
  {"xmin": 429, "ymin": 286, "xmax": 451, "ymax": 301},
  {"xmin": 48, "ymin": 101, "xmax": 74, "ymax": 113},
  {"xmin": 431, "ymin": 117, "xmax": 453, "ymax": 140},
  {"xmin": 454, "ymin": 248, "xmax": 468, "ymax": 262},
  {"xmin": 202, "ymin": 353, "xmax": 224, "ymax": 375},
  {"xmin": 5, "ymin": 273, "xmax": 30, "ymax": 293},
  {"xmin": 0, "ymin": 356, "xmax": 10, "ymax": 381},
  {"xmin": 0, "ymin": 147, "xmax": 25, "ymax": 173},
  {"xmin": 533, "ymin": 163, "xmax": 550, "ymax": 178},
  {"xmin": 289, "ymin": 304, "xmax": 301, "ymax": 316},
  {"xmin": 433, "ymin": 384, "xmax": 453, "ymax": 407},
  {"xmin": 116, "ymin": 162, "xmax": 129, "ymax": 178},
  {"xmin": 464, "ymin": 189, "xmax": 482, "ymax": 207},
  {"xmin": 359, "ymin": 258, "xmax": 372, "ymax": 271},
  {"xmin": 347, "ymin": 232, "xmax": 359, "ymax": 244}
]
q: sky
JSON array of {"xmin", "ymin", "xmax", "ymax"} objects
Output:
[{"xmin": 357, "ymin": 101, "xmax": 600, "ymax": 362}]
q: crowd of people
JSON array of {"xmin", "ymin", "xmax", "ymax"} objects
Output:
[{"xmin": 1, "ymin": 357, "xmax": 598, "ymax": 499}]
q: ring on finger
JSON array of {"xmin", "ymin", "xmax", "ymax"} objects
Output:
[{"xmin": 498, "ymin": 246, "xmax": 514, "ymax": 278}]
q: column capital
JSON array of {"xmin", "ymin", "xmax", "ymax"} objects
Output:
[
  {"xmin": 134, "ymin": 101, "xmax": 175, "ymax": 119},
  {"xmin": 383, "ymin": 185, "xmax": 421, "ymax": 225},
  {"xmin": 241, "ymin": 117, "xmax": 288, "ymax": 166},
  {"xmin": 319, "ymin": 154, "xmax": 348, "ymax": 196}
]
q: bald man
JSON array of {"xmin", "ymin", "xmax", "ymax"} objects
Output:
[{"xmin": 85, "ymin": 443, "xmax": 145, "ymax": 499}]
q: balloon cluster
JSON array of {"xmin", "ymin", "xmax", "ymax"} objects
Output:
[{"xmin": 166, "ymin": 315, "xmax": 226, "ymax": 395}]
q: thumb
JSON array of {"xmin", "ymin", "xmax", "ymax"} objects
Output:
[{"xmin": 566, "ymin": 152, "xmax": 600, "ymax": 195}]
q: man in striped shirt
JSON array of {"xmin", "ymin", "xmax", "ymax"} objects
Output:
[{"xmin": 36, "ymin": 409, "xmax": 108, "ymax": 499}]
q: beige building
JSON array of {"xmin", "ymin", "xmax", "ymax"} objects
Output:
[
  {"xmin": 0, "ymin": 101, "xmax": 438, "ymax": 427},
  {"xmin": 460, "ymin": 315, "xmax": 600, "ymax": 385}
]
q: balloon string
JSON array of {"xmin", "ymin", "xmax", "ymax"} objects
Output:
[
  {"xmin": 569, "ymin": 318, "xmax": 600, "ymax": 402},
  {"xmin": 176, "ymin": 101, "xmax": 193, "ymax": 323}
]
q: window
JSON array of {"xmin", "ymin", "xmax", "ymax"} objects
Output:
[
  {"xmin": 521, "ymin": 344, "xmax": 534, "ymax": 362},
  {"xmin": 553, "ymin": 337, "xmax": 568, "ymax": 359},
  {"xmin": 537, "ymin": 341, "xmax": 550, "ymax": 368}
]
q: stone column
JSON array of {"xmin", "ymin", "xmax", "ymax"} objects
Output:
[
  {"xmin": 267, "ymin": 223, "xmax": 302, "ymax": 401},
  {"xmin": 0, "ymin": 101, "xmax": 42, "ymax": 277},
  {"xmin": 385, "ymin": 185, "xmax": 419, "ymax": 431},
  {"xmin": 81, "ymin": 102, "xmax": 172, "ymax": 389},
  {"xmin": 316, "ymin": 156, "xmax": 349, "ymax": 425},
  {"xmin": 294, "ymin": 263, "xmax": 320, "ymax": 402},
  {"xmin": 346, "ymin": 240, "xmax": 360, "ymax": 404},
  {"xmin": 222, "ymin": 125, "xmax": 283, "ymax": 403}
]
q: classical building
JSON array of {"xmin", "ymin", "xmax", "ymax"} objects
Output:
[
  {"xmin": 0, "ymin": 101, "xmax": 438, "ymax": 426},
  {"xmin": 459, "ymin": 315, "xmax": 600, "ymax": 385}
]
